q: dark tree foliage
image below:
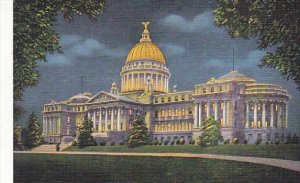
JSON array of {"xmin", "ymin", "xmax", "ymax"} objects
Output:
[
  {"xmin": 214, "ymin": 0, "xmax": 300, "ymax": 89},
  {"xmin": 13, "ymin": 0, "xmax": 105, "ymax": 122},
  {"xmin": 201, "ymin": 117, "xmax": 222, "ymax": 146},
  {"xmin": 127, "ymin": 116, "xmax": 150, "ymax": 148},
  {"xmin": 77, "ymin": 116, "xmax": 94, "ymax": 148},
  {"xmin": 13, "ymin": 123, "xmax": 24, "ymax": 150},
  {"xmin": 22, "ymin": 112, "xmax": 44, "ymax": 149}
]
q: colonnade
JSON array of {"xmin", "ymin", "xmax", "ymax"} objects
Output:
[
  {"xmin": 245, "ymin": 101, "xmax": 288, "ymax": 128},
  {"xmin": 88, "ymin": 106, "xmax": 124, "ymax": 132},
  {"xmin": 43, "ymin": 116, "xmax": 61, "ymax": 135},
  {"xmin": 194, "ymin": 101, "xmax": 231, "ymax": 128},
  {"xmin": 121, "ymin": 73, "xmax": 169, "ymax": 93}
]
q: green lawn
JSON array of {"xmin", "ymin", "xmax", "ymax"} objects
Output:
[
  {"xmin": 64, "ymin": 144, "xmax": 300, "ymax": 161},
  {"xmin": 14, "ymin": 153, "xmax": 300, "ymax": 183}
]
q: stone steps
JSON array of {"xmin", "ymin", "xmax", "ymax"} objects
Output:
[{"xmin": 31, "ymin": 144, "xmax": 57, "ymax": 152}]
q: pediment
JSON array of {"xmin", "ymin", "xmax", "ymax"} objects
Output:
[{"xmin": 88, "ymin": 92, "xmax": 118, "ymax": 103}]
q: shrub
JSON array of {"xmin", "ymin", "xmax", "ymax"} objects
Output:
[
  {"xmin": 170, "ymin": 141, "xmax": 175, "ymax": 145},
  {"xmin": 243, "ymin": 140, "xmax": 248, "ymax": 144},
  {"xmin": 189, "ymin": 139, "xmax": 195, "ymax": 145},
  {"xmin": 71, "ymin": 140, "xmax": 77, "ymax": 146},
  {"xmin": 92, "ymin": 140, "xmax": 98, "ymax": 146},
  {"xmin": 153, "ymin": 140, "xmax": 158, "ymax": 145},
  {"xmin": 180, "ymin": 139, "xmax": 185, "ymax": 145},
  {"xmin": 158, "ymin": 141, "xmax": 162, "ymax": 145},
  {"xmin": 255, "ymin": 138, "xmax": 262, "ymax": 145},
  {"xmin": 164, "ymin": 140, "xmax": 169, "ymax": 145},
  {"xmin": 176, "ymin": 139, "xmax": 180, "ymax": 145},
  {"xmin": 110, "ymin": 141, "xmax": 115, "ymax": 146},
  {"xmin": 119, "ymin": 141, "xmax": 125, "ymax": 146},
  {"xmin": 99, "ymin": 140, "xmax": 106, "ymax": 146},
  {"xmin": 275, "ymin": 138, "xmax": 280, "ymax": 145},
  {"xmin": 224, "ymin": 139, "xmax": 230, "ymax": 144},
  {"xmin": 56, "ymin": 144, "xmax": 60, "ymax": 151},
  {"xmin": 233, "ymin": 138, "xmax": 239, "ymax": 145},
  {"xmin": 265, "ymin": 141, "xmax": 269, "ymax": 145}
]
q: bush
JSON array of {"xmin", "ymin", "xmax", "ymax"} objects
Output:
[
  {"xmin": 92, "ymin": 140, "xmax": 98, "ymax": 146},
  {"xmin": 265, "ymin": 141, "xmax": 269, "ymax": 145},
  {"xmin": 189, "ymin": 139, "xmax": 195, "ymax": 145},
  {"xmin": 275, "ymin": 138, "xmax": 280, "ymax": 145},
  {"xmin": 71, "ymin": 140, "xmax": 77, "ymax": 146},
  {"xmin": 255, "ymin": 138, "xmax": 262, "ymax": 145},
  {"xmin": 158, "ymin": 141, "xmax": 162, "ymax": 145},
  {"xmin": 170, "ymin": 141, "xmax": 175, "ymax": 145},
  {"xmin": 153, "ymin": 140, "xmax": 158, "ymax": 145},
  {"xmin": 99, "ymin": 140, "xmax": 106, "ymax": 146},
  {"xmin": 243, "ymin": 140, "xmax": 248, "ymax": 144},
  {"xmin": 233, "ymin": 138, "xmax": 239, "ymax": 145},
  {"xmin": 119, "ymin": 141, "xmax": 125, "ymax": 146},
  {"xmin": 56, "ymin": 144, "xmax": 60, "ymax": 151},
  {"xmin": 224, "ymin": 139, "xmax": 230, "ymax": 144},
  {"xmin": 176, "ymin": 139, "xmax": 180, "ymax": 145},
  {"xmin": 180, "ymin": 140, "xmax": 185, "ymax": 145},
  {"xmin": 164, "ymin": 140, "xmax": 169, "ymax": 145},
  {"xmin": 110, "ymin": 141, "xmax": 115, "ymax": 146}
]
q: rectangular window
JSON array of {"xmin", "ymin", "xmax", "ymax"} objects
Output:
[
  {"xmin": 249, "ymin": 134, "xmax": 253, "ymax": 139},
  {"xmin": 174, "ymin": 124, "xmax": 178, "ymax": 131},
  {"xmin": 188, "ymin": 108, "xmax": 193, "ymax": 115},
  {"xmin": 181, "ymin": 122, "xmax": 185, "ymax": 130},
  {"xmin": 189, "ymin": 94, "xmax": 192, "ymax": 100},
  {"xmin": 258, "ymin": 104, "xmax": 261, "ymax": 111},
  {"xmin": 161, "ymin": 98, "xmax": 165, "ymax": 103},
  {"xmin": 175, "ymin": 96, "xmax": 178, "ymax": 101},
  {"xmin": 168, "ymin": 109, "xmax": 172, "ymax": 117},
  {"xmin": 168, "ymin": 97, "xmax": 171, "ymax": 102},
  {"xmin": 202, "ymin": 88, "xmax": 207, "ymax": 93},
  {"xmin": 181, "ymin": 95, "xmax": 185, "ymax": 101},
  {"xmin": 219, "ymin": 86, "xmax": 223, "ymax": 92},
  {"xmin": 155, "ymin": 110, "xmax": 158, "ymax": 118},
  {"xmin": 161, "ymin": 124, "xmax": 164, "ymax": 131},
  {"xmin": 161, "ymin": 110, "xmax": 165, "ymax": 117},
  {"xmin": 181, "ymin": 108, "xmax": 185, "ymax": 116},
  {"xmin": 189, "ymin": 123, "xmax": 192, "ymax": 130},
  {"xmin": 211, "ymin": 87, "xmax": 215, "ymax": 93},
  {"xmin": 155, "ymin": 98, "xmax": 158, "ymax": 103},
  {"xmin": 155, "ymin": 125, "xmax": 158, "ymax": 132},
  {"xmin": 257, "ymin": 133, "xmax": 262, "ymax": 140},
  {"xmin": 175, "ymin": 108, "xmax": 178, "ymax": 116}
]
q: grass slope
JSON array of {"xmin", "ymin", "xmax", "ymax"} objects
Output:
[
  {"xmin": 65, "ymin": 144, "xmax": 300, "ymax": 161},
  {"xmin": 14, "ymin": 153, "xmax": 300, "ymax": 183}
]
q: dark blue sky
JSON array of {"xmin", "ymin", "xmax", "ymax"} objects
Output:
[{"xmin": 22, "ymin": 0, "xmax": 300, "ymax": 133}]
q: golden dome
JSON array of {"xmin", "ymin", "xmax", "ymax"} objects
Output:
[
  {"xmin": 126, "ymin": 42, "xmax": 166, "ymax": 64},
  {"xmin": 125, "ymin": 21, "xmax": 167, "ymax": 65}
]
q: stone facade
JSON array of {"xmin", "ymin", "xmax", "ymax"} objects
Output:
[{"xmin": 42, "ymin": 22, "xmax": 290, "ymax": 144}]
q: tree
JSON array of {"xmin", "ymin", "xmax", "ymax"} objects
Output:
[
  {"xmin": 77, "ymin": 116, "xmax": 94, "ymax": 148},
  {"xmin": 127, "ymin": 116, "xmax": 150, "ymax": 148},
  {"xmin": 13, "ymin": 0, "xmax": 105, "ymax": 122},
  {"xmin": 201, "ymin": 117, "xmax": 222, "ymax": 146},
  {"xmin": 214, "ymin": 0, "xmax": 300, "ymax": 90},
  {"xmin": 22, "ymin": 112, "xmax": 44, "ymax": 149},
  {"xmin": 14, "ymin": 123, "xmax": 24, "ymax": 150}
]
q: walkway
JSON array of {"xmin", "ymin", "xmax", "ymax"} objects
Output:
[{"xmin": 14, "ymin": 151, "xmax": 300, "ymax": 173}]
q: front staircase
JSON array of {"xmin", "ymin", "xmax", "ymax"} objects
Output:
[{"xmin": 31, "ymin": 144, "xmax": 57, "ymax": 152}]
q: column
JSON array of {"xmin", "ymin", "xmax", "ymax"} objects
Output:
[
  {"xmin": 98, "ymin": 108, "xmax": 102, "ymax": 132},
  {"xmin": 194, "ymin": 103, "xmax": 198, "ymax": 128},
  {"xmin": 165, "ymin": 77, "xmax": 167, "ymax": 92},
  {"xmin": 246, "ymin": 102, "xmax": 249, "ymax": 128},
  {"xmin": 277, "ymin": 103, "xmax": 282, "ymax": 128},
  {"xmin": 155, "ymin": 74, "xmax": 158, "ymax": 91},
  {"xmin": 117, "ymin": 107, "xmax": 121, "ymax": 131},
  {"xmin": 254, "ymin": 102, "xmax": 257, "ymax": 127},
  {"xmin": 223, "ymin": 101, "xmax": 227, "ymax": 127},
  {"xmin": 270, "ymin": 103, "xmax": 274, "ymax": 127},
  {"xmin": 111, "ymin": 107, "xmax": 114, "ymax": 131},
  {"xmin": 57, "ymin": 117, "xmax": 61, "ymax": 135},
  {"xmin": 214, "ymin": 102, "xmax": 218, "ymax": 121},
  {"xmin": 43, "ymin": 117, "xmax": 46, "ymax": 134},
  {"xmin": 206, "ymin": 102, "xmax": 210, "ymax": 118},
  {"xmin": 45, "ymin": 117, "xmax": 48, "ymax": 134},
  {"xmin": 285, "ymin": 103, "xmax": 288, "ymax": 128},
  {"xmin": 262, "ymin": 102, "xmax": 266, "ymax": 127},
  {"xmin": 87, "ymin": 111, "xmax": 90, "ymax": 119},
  {"xmin": 131, "ymin": 74, "xmax": 134, "ymax": 91},
  {"xmin": 198, "ymin": 102, "xmax": 202, "ymax": 127},
  {"xmin": 167, "ymin": 78, "xmax": 169, "ymax": 92},
  {"xmin": 93, "ymin": 110, "xmax": 96, "ymax": 131},
  {"xmin": 49, "ymin": 117, "xmax": 52, "ymax": 134},
  {"xmin": 105, "ymin": 108, "xmax": 108, "ymax": 131},
  {"xmin": 143, "ymin": 73, "xmax": 146, "ymax": 89}
]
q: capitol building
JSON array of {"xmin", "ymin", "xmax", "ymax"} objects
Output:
[{"xmin": 42, "ymin": 22, "xmax": 290, "ymax": 145}]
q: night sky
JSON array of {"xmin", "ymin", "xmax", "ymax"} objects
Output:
[{"xmin": 21, "ymin": 0, "xmax": 300, "ymax": 133}]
